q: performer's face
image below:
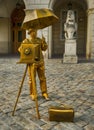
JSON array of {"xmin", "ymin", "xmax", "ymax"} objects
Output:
[{"xmin": 30, "ymin": 29, "xmax": 37, "ymax": 38}]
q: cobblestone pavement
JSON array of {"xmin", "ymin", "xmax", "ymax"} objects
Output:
[{"xmin": 0, "ymin": 56, "xmax": 94, "ymax": 130}]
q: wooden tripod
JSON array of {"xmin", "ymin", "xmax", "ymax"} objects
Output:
[{"xmin": 12, "ymin": 64, "xmax": 40, "ymax": 119}]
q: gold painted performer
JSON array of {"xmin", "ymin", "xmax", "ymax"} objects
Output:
[{"xmin": 18, "ymin": 28, "xmax": 49, "ymax": 101}]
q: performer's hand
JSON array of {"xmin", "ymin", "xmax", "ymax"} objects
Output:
[{"xmin": 42, "ymin": 34, "xmax": 45, "ymax": 42}]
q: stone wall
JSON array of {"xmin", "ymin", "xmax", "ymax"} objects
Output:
[
  {"xmin": 88, "ymin": 0, "xmax": 94, "ymax": 8},
  {"xmin": 52, "ymin": 9, "xmax": 64, "ymax": 58},
  {"xmin": 91, "ymin": 9, "xmax": 94, "ymax": 58},
  {"xmin": 0, "ymin": 18, "xmax": 10, "ymax": 54},
  {"xmin": 0, "ymin": 0, "xmax": 17, "ymax": 54}
]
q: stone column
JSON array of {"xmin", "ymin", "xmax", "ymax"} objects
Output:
[
  {"xmin": 48, "ymin": 26, "xmax": 52, "ymax": 58},
  {"xmin": 86, "ymin": 9, "xmax": 92, "ymax": 59},
  {"xmin": 86, "ymin": 9, "xmax": 94, "ymax": 59}
]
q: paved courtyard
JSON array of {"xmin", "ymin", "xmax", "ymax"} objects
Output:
[{"xmin": 0, "ymin": 56, "xmax": 94, "ymax": 130}]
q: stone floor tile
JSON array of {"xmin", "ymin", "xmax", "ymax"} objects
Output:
[{"xmin": 0, "ymin": 57, "xmax": 94, "ymax": 130}]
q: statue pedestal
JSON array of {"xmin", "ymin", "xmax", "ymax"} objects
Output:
[{"xmin": 63, "ymin": 39, "xmax": 78, "ymax": 63}]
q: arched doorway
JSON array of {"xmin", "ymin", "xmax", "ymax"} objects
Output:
[
  {"xmin": 48, "ymin": 0, "xmax": 88, "ymax": 58},
  {"xmin": 11, "ymin": 3, "xmax": 25, "ymax": 54}
]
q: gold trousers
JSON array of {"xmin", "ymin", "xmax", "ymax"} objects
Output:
[{"xmin": 28, "ymin": 62, "xmax": 48, "ymax": 96}]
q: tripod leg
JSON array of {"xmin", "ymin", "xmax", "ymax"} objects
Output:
[
  {"xmin": 12, "ymin": 64, "xmax": 28, "ymax": 116},
  {"xmin": 31, "ymin": 63, "xmax": 40, "ymax": 119}
]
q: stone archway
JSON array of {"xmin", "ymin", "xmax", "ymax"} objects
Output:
[
  {"xmin": 11, "ymin": 2, "xmax": 25, "ymax": 54},
  {"xmin": 48, "ymin": 0, "xmax": 88, "ymax": 58},
  {"xmin": 0, "ymin": 0, "xmax": 26, "ymax": 54}
]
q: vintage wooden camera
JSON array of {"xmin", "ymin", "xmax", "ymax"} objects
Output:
[{"xmin": 18, "ymin": 44, "xmax": 41, "ymax": 64}]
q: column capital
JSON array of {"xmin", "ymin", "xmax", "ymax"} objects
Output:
[{"xmin": 87, "ymin": 8, "xmax": 94, "ymax": 15}]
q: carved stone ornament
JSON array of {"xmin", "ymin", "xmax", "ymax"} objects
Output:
[{"xmin": 11, "ymin": 7, "xmax": 25, "ymax": 23}]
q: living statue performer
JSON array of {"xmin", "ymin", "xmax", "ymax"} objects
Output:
[
  {"xmin": 18, "ymin": 28, "xmax": 49, "ymax": 100},
  {"xmin": 64, "ymin": 10, "xmax": 77, "ymax": 39}
]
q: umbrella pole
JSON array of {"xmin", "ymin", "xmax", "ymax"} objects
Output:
[{"xmin": 41, "ymin": 30, "xmax": 44, "ymax": 39}]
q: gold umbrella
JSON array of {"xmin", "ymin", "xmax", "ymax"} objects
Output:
[{"xmin": 22, "ymin": 8, "xmax": 59, "ymax": 30}]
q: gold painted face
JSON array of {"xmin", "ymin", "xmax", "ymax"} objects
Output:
[{"xmin": 28, "ymin": 28, "xmax": 37, "ymax": 38}]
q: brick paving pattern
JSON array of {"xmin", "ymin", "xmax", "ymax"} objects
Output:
[{"xmin": 0, "ymin": 56, "xmax": 94, "ymax": 130}]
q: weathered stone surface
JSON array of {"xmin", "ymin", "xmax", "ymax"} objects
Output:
[
  {"xmin": 63, "ymin": 40, "xmax": 78, "ymax": 63},
  {"xmin": 85, "ymin": 125, "xmax": 94, "ymax": 130}
]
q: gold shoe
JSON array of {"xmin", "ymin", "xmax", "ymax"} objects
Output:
[
  {"xmin": 42, "ymin": 93, "xmax": 49, "ymax": 100},
  {"xmin": 30, "ymin": 94, "xmax": 35, "ymax": 101}
]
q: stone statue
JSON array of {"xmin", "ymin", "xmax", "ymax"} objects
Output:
[{"xmin": 64, "ymin": 10, "xmax": 77, "ymax": 39}]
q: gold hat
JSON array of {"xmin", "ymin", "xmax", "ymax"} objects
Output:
[{"xmin": 28, "ymin": 28, "xmax": 37, "ymax": 34}]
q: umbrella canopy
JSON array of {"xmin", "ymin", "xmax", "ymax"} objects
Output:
[{"xmin": 22, "ymin": 8, "xmax": 59, "ymax": 30}]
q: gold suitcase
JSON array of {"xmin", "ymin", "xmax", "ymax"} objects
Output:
[
  {"xmin": 18, "ymin": 44, "xmax": 41, "ymax": 64},
  {"xmin": 48, "ymin": 106, "xmax": 74, "ymax": 122}
]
